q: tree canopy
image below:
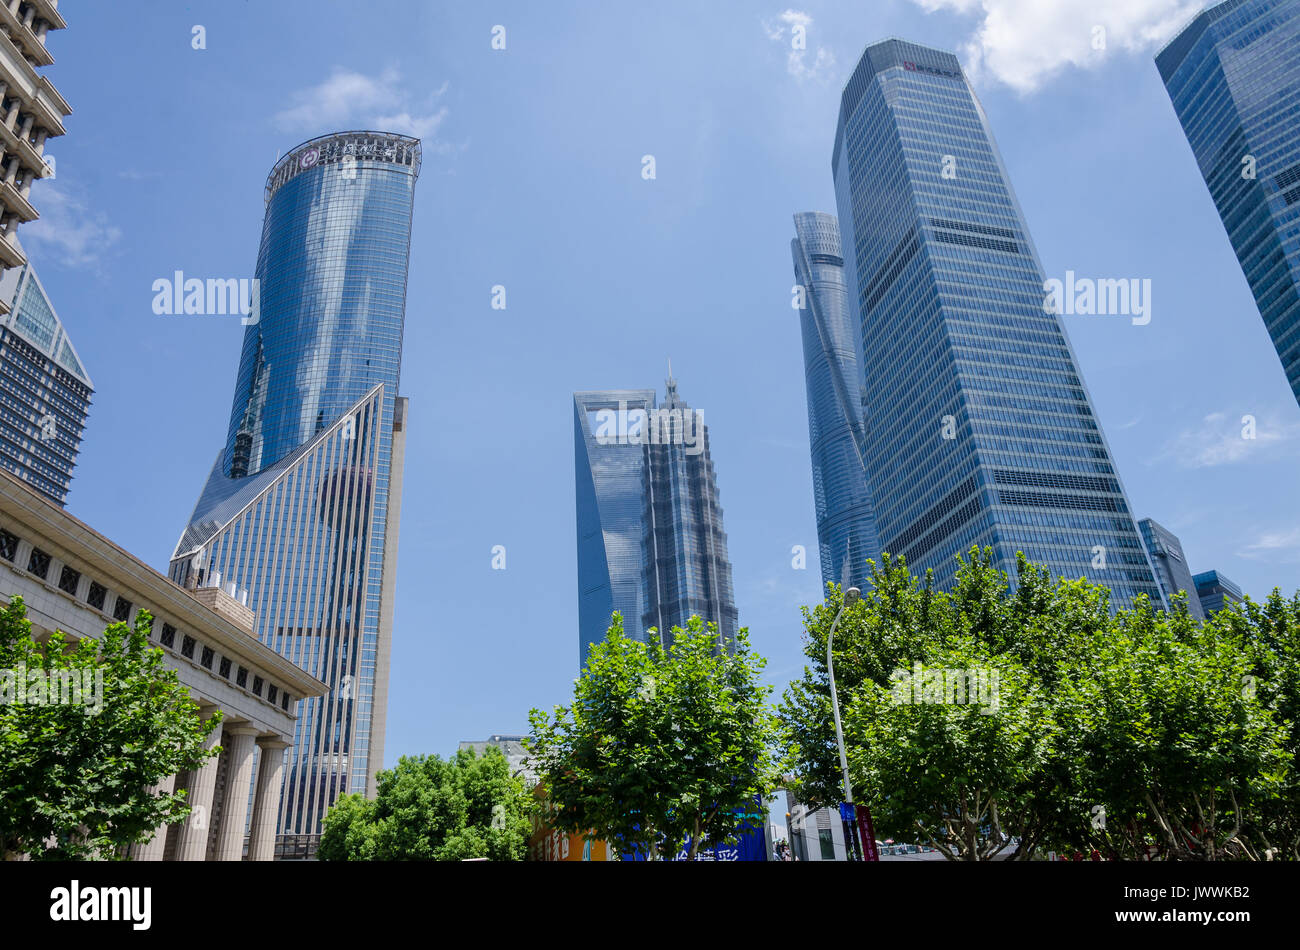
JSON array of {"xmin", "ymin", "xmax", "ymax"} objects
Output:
[
  {"xmin": 779, "ymin": 548, "xmax": 1299, "ymax": 860},
  {"xmin": 526, "ymin": 613, "xmax": 779, "ymax": 860},
  {"xmin": 318, "ymin": 746, "xmax": 531, "ymax": 861},
  {"xmin": 0, "ymin": 597, "xmax": 220, "ymax": 860}
]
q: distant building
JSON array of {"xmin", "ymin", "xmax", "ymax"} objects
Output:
[
  {"xmin": 1157, "ymin": 0, "xmax": 1300, "ymax": 410},
  {"xmin": 1194, "ymin": 569, "xmax": 1245, "ymax": 616},
  {"xmin": 573, "ymin": 372, "xmax": 738, "ymax": 667},
  {"xmin": 458, "ymin": 734, "xmax": 535, "ymax": 787},
  {"xmin": 1138, "ymin": 518, "xmax": 1205, "ymax": 620},
  {"xmin": 0, "ymin": 259, "xmax": 90, "ymax": 506},
  {"xmin": 791, "ymin": 211, "xmax": 879, "ymax": 592},
  {"xmin": 783, "ymin": 789, "xmax": 848, "ymax": 861}
]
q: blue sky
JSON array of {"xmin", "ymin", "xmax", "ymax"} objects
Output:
[{"xmin": 30, "ymin": 0, "xmax": 1300, "ymax": 766}]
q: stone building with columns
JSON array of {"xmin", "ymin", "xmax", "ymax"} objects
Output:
[
  {"xmin": 0, "ymin": 0, "xmax": 69, "ymax": 309},
  {"xmin": 0, "ymin": 468, "xmax": 325, "ymax": 860}
]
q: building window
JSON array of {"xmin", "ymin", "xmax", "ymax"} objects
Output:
[
  {"xmin": 281, "ymin": 692, "xmax": 291, "ymax": 711},
  {"xmin": 160, "ymin": 623, "xmax": 176, "ymax": 648},
  {"xmin": 113, "ymin": 596, "xmax": 131, "ymax": 622},
  {"xmin": 201, "ymin": 646, "xmax": 214, "ymax": 669},
  {"xmin": 0, "ymin": 529, "xmax": 18, "ymax": 561},
  {"xmin": 219, "ymin": 656, "xmax": 231, "ymax": 678},
  {"xmin": 26, "ymin": 547, "xmax": 50, "ymax": 579},
  {"xmin": 86, "ymin": 581, "xmax": 107, "ymax": 610},
  {"xmin": 181, "ymin": 635, "xmax": 195, "ymax": 659},
  {"xmin": 57, "ymin": 564, "xmax": 80, "ymax": 595},
  {"xmin": 818, "ymin": 828, "xmax": 836, "ymax": 860},
  {"xmin": 236, "ymin": 666, "xmax": 248, "ymax": 688},
  {"xmin": 267, "ymin": 685, "xmax": 278, "ymax": 705},
  {"xmin": 252, "ymin": 675, "xmax": 263, "ymax": 697}
]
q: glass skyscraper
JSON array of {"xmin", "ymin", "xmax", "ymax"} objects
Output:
[
  {"xmin": 0, "ymin": 257, "xmax": 91, "ymax": 506},
  {"xmin": 791, "ymin": 211, "xmax": 879, "ymax": 593},
  {"xmin": 170, "ymin": 131, "xmax": 420, "ymax": 855},
  {"xmin": 1138, "ymin": 517, "xmax": 1206, "ymax": 621},
  {"xmin": 832, "ymin": 39, "xmax": 1162, "ymax": 607},
  {"xmin": 1194, "ymin": 568, "xmax": 1245, "ymax": 615},
  {"xmin": 573, "ymin": 375, "xmax": 738, "ymax": 667},
  {"xmin": 1158, "ymin": 0, "xmax": 1300, "ymax": 409}
]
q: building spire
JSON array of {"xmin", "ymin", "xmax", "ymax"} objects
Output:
[{"xmin": 665, "ymin": 357, "xmax": 679, "ymax": 406}]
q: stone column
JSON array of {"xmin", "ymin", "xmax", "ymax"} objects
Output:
[
  {"xmin": 213, "ymin": 727, "xmax": 260, "ymax": 861},
  {"xmin": 247, "ymin": 739, "xmax": 289, "ymax": 861},
  {"xmin": 131, "ymin": 774, "xmax": 177, "ymax": 861},
  {"xmin": 171, "ymin": 707, "xmax": 222, "ymax": 861}
]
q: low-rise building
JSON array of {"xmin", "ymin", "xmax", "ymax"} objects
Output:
[{"xmin": 0, "ymin": 468, "xmax": 325, "ymax": 859}]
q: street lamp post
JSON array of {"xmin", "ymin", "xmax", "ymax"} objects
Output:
[
  {"xmin": 827, "ymin": 585, "xmax": 862, "ymax": 860},
  {"xmin": 827, "ymin": 586, "xmax": 860, "ymax": 805}
]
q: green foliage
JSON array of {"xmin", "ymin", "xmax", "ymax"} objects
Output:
[
  {"xmin": 0, "ymin": 597, "xmax": 221, "ymax": 860},
  {"xmin": 526, "ymin": 613, "xmax": 779, "ymax": 860},
  {"xmin": 779, "ymin": 548, "xmax": 1299, "ymax": 861},
  {"xmin": 317, "ymin": 746, "xmax": 530, "ymax": 861}
]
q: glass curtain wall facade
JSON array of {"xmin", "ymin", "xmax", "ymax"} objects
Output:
[
  {"xmin": 832, "ymin": 39, "xmax": 1162, "ymax": 607},
  {"xmin": 1138, "ymin": 517, "xmax": 1206, "ymax": 620},
  {"xmin": 1158, "ymin": 0, "xmax": 1300, "ymax": 409},
  {"xmin": 1194, "ymin": 569, "xmax": 1245, "ymax": 615},
  {"xmin": 0, "ymin": 259, "xmax": 91, "ymax": 505},
  {"xmin": 170, "ymin": 131, "xmax": 419, "ymax": 853},
  {"xmin": 574, "ymin": 379, "xmax": 738, "ymax": 667},
  {"xmin": 791, "ymin": 211, "xmax": 879, "ymax": 592}
]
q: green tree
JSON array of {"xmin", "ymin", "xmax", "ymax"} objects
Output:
[
  {"xmin": 1051, "ymin": 601, "xmax": 1287, "ymax": 860},
  {"xmin": 526, "ymin": 613, "xmax": 779, "ymax": 860},
  {"xmin": 779, "ymin": 548, "xmax": 1295, "ymax": 861},
  {"xmin": 0, "ymin": 597, "xmax": 221, "ymax": 860},
  {"xmin": 318, "ymin": 746, "xmax": 530, "ymax": 861}
]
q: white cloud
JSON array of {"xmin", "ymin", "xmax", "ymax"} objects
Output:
[
  {"xmin": 274, "ymin": 68, "xmax": 450, "ymax": 140},
  {"xmin": 906, "ymin": 0, "xmax": 1203, "ymax": 92},
  {"xmin": 1240, "ymin": 527, "xmax": 1300, "ymax": 554},
  {"xmin": 1160, "ymin": 411, "xmax": 1300, "ymax": 469},
  {"xmin": 21, "ymin": 184, "xmax": 122, "ymax": 269},
  {"xmin": 762, "ymin": 9, "xmax": 837, "ymax": 82}
]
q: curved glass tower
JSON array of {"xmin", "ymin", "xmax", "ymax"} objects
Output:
[
  {"xmin": 791, "ymin": 212, "xmax": 879, "ymax": 592},
  {"xmin": 1157, "ymin": 0, "xmax": 1300, "ymax": 410},
  {"xmin": 171, "ymin": 132, "xmax": 420, "ymax": 855}
]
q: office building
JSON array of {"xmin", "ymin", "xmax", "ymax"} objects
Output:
[
  {"xmin": 831, "ymin": 38, "xmax": 1162, "ymax": 607},
  {"xmin": 791, "ymin": 211, "xmax": 879, "ymax": 592},
  {"xmin": 1138, "ymin": 517, "xmax": 1206, "ymax": 620},
  {"xmin": 0, "ymin": 467, "xmax": 324, "ymax": 860},
  {"xmin": 458, "ymin": 734, "xmax": 536, "ymax": 787},
  {"xmin": 1157, "ymin": 0, "xmax": 1300, "ymax": 408},
  {"xmin": 0, "ymin": 0, "xmax": 69, "ymax": 307},
  {"xmin": 1194, "ymin": 569, "xmax": 1245, "ymax": 615},
  {"xmin": 573, "ymin": 373, "xmax": 738, "ymax": 666},
  {"xmin": 169, "ymin": 131, "xmax": 420, "ymax": 857},
  {"xmin": 0, "ymin": 257, "xmax": 89, "ymax": 505}
]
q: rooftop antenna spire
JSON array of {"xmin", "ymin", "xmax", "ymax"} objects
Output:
[{"xmin": 665, "ymin": 357, "xmax": 678, "ymax": 404}]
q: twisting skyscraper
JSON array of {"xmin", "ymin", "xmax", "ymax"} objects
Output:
[
  {"xmin": 170, "ymin": 131, "xmax": 420, "ymax": 856},
  {"xmin": 791, "ymin": 212, "xmax": 879, "ymax": 593},
  {"xmin": 832, "ymin": 39, "xmax": 1161, "ymax": 607},
  {"xmin": 574, "ymin": 373, "xmax": 738, "ymax": 667},
  {"xmin": 1158, "ymin": 0, "xmax": 1300, "ymax": 410}
]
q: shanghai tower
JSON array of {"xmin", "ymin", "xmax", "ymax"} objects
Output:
[
  {"xmin": 832, "ymin": 40, "xmax": 1161, "ymax": 607},
  {"xmin": 170, "ymin": 132, "xmax": 420, "ymax": 855},
  {"xmin": 791, "ymin": 211, "xmax": 879, "ymax": 593}
]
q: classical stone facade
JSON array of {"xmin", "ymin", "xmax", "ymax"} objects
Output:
[{"xmin": 0, "ymin": 468, "xmax": 326, "ymax": 860}]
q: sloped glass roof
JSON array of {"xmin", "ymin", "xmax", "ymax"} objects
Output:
[{"xmin": 3, "ymin": 261, "xmax": 92, "ymax": 388}]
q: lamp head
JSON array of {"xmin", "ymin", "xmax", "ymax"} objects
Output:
[{"xmin": 845, "ymin": 587, "xmax": 861, "ymax": 605}]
